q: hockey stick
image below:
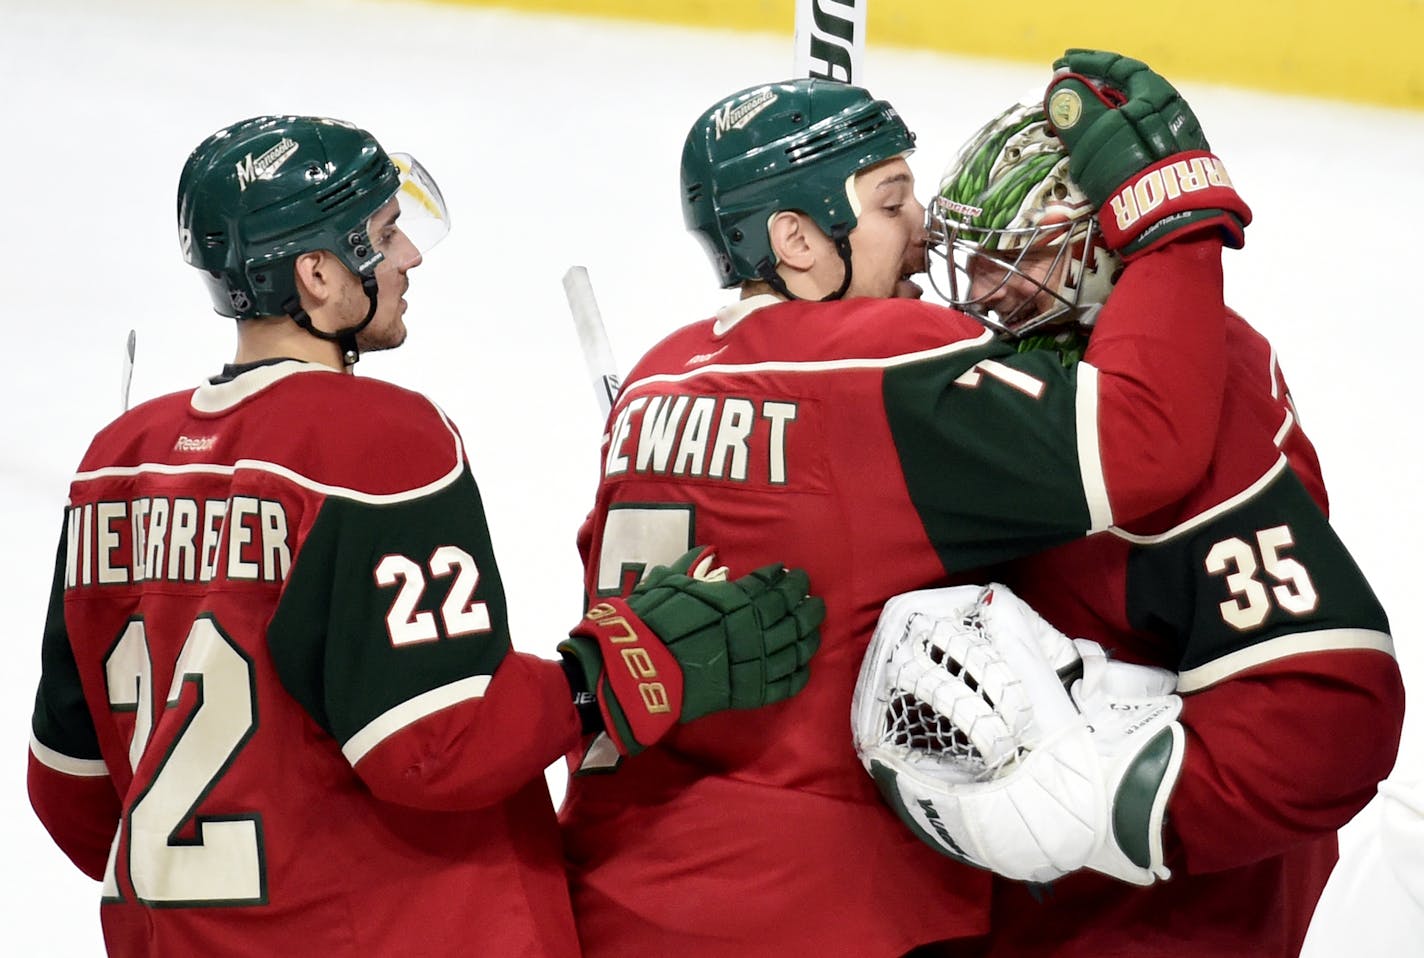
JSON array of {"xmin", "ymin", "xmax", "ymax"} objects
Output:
[
  {"xmin": 562, "ymin": 266, "xmax": 621, "ymax": 422},
  {"xmin": 121, "ymin": 329, "xmax": 136, "ymax": 412},
  {"xmin": 562, "ymin": 4, "xmax": 866, "ymax": 421},
  {"xmin": 793, "ymin": 0, "xmax": 866, "ymax": 84}
]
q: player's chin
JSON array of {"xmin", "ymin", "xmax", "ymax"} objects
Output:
[
  {"xmin": 894, "ymin": 277, "xmax": 924, "ymax": 299},
  {"xmin": 358, "ymin": 322, "xmax": 408, "ymax": 353}
]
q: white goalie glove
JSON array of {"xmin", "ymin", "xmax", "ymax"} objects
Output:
[{"xmin": 851, "ymin": 584, "xmax": 1185, "ymax": 885}]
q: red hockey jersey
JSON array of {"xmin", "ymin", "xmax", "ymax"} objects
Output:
[
  {"xmin": 562, "ymin": 240, "xmax": 1231, "ymax": 957},
  {"xmin": 954, "ymin": 315, "xmax": 1402, "ymax": 958},
  {"xmin": 28, "ymin": 361, "xmax": 581, "ymax": 957}
]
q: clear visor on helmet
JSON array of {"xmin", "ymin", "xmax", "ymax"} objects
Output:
[
  {"xmin": 925, "ymin": 195, "xmax": 1096, "ymax": 339},
  {"xmin": 365, "ymin": 152, "xmax": 450, "ymax": 267}
]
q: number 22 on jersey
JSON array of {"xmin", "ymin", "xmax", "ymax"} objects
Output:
[{"xmin": 101, "ymin": 615, "xmax": 264, "ymax": 907}]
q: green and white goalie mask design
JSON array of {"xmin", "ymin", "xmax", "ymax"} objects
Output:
[
  {"xmin": 852, "ymin": 584, "xmax": 1185, "ymax": 886},
  {"xmin": 927, "ymin": 101, "xmax": 1121, "ymax": 338}
]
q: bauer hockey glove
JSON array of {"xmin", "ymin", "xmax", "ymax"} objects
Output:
[
  {"xmin": 1044, "ymin": 48, "xmax": 1251, "ymax": 259},
  {"xmin": 560, "ymin": 546, "xmax": 824, "ymax": 756},
  {"xmin": 854, "ymin": 584, "xmax": 1183, "ymax": 885}
]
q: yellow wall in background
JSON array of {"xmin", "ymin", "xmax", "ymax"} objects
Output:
[{"xmin": 428, "ymin": 0, "xmax": 1422, "ymax": 111}]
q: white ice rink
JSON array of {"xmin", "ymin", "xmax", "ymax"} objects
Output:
[{"xmin": 3, "ymin": 0, "xmax": 1422, "ymax": 952}]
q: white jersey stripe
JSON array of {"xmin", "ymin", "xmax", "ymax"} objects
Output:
[
  {"xmin": 619, "ymin": 327, "xmax": 998, "ymax": 395},
  {"xmin": 1076, "ymin": 362, "xmax": 1113, "ymax": 531},
  {"xmin": 1110, "ymin": 455, "xmax": 1290, "ymax": 546},
  {"xmin": 342, "ymin": 674, "xmax": 493, "ymax": 766},
  {"xmin": 70, "ymin": 407, "xmax": 467, "ymax": 506},
  {"xmin": 30, "ymin": 734, "xmax": 109, "ymax": 778},
  {"xmin": 1178, "ymin": 628, "xmax": 1395, "ymax": 693}
]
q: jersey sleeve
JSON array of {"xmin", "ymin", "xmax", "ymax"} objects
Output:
[
  {"xmin": 1172, "ymin": 649, "xmax": 1403, "ymax": 872},
  {"xmin": 28, "ymin": 517, "xmax": 121, "ymax": 881},
  {"xmin": 1081, "ymin": 237, "xmax": 1226, "ymax": 520},
  {"xmin": 266, "ymin": 465, "xmax": 582, "ymax": 812},
  {"xmin": 1121, "ymin": 462, "xmax": 1402, "ymax": 871},
  {"xmin": 884, "ymin": 238, "xmax": 1227, "ymax": 573}
]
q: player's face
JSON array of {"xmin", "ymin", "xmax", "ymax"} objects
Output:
[
  {"xmin": 965, "ymin": 245, "xmax": 1063, "ymax": 331},
  {"xmin": 356, "ymin": 198, "xmax": 423, "ymax": 353},
  {"xmin": 846, "ymin": 158, "xmax": 926, "ymax": 300}
]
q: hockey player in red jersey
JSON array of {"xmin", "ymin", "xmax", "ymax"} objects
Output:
[
  {"xmin": 878, "ymin": 51, "xmax": 1404, "ymax": 957},
  {"xmin": 560, "ymin": 57, "xmax": 1254, "ymax": 957},
  {"xmin": 26, "ymin": 115, "xmax": 824, "ymax": 958}
]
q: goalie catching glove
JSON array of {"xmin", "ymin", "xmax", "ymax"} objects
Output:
[
  {"xmin": 852, "ymin": 584, "xmax": 1184, "ymax": 885},
  {"xmin": 561, "ymin": 547, "xmax": 823, "ymax": 757},
  {"xmin": 1044, "ymin": 48, "xmax": 1251, "ymax": 258}
]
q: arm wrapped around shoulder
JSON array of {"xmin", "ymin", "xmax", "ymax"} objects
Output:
[
  {"xmin": 560, "ymin": 546, "xmax": 824, "ymax": 756},
  {"xmin": 853, "ymin": 583, "xmax": 1183, "ymax": 885},
  {"xmin": 1044, "ymin": 48, "xmax": 1251, "ymax": 259}
]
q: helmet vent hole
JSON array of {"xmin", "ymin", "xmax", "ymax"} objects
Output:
[
  {"xmin": 785, "ymin": 112, "xmax": 891, "ymax": 165},
  {"xmin": 317, "ymin": 181, "xmax": 357, "ymax": 211},
  {"xmin": 203, "ymin": 232, "xmax": 225, "ymax": 249}
]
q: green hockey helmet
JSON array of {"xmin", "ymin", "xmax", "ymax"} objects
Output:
[
  {"xmin": 927, "ymin": 101, "xmax": 1120, "ymax": 337},
  {"xmin": 681, "ymin": 78, "xmax": 916, "ymax": 297},
  {"xmin": 176, "ymin": 116, "xmax": 448, "ymax": 325}
]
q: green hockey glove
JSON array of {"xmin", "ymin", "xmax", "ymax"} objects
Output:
[
  {"xmin": 1044, "ymin": 48, "xmax": 1251, "ymax": 258},
  {"xmin": 559, "ymin": 547, "xmax": 824, "ymax": 756}
]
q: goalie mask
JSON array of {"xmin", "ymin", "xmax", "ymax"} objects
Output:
[
  {"xmin": 177, "ymin": 115, "xmax": 449, "ymax": 361},
  {"xmin": 927, "ymin": 102, "xmax": 1120, "ymax": 338},
  {"xmin": 680, "ymin": 78, "xmax": 916, "ymax": 299}
]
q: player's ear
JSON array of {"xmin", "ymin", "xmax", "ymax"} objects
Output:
[
  {"xmin": 768, "ymin": 211, "xmax": 817, "ymax": 273},
  {"xmin": 292, "ymin": 250, "xmax": 335, "ymax": 310}
]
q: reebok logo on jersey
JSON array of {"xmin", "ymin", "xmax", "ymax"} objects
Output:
[
  {"xmin": 235, "ymin": 137, "xmax": 299, "ymax": 192},
  {"xmin": 686, "ymin": 346, "xmax": 728, "ymax": 366},
  {"xmin": 714, "ymin": 90, "xmax": 778, "ymax": 140},
  {"xmin": 174, "ymin": 435, "xmax": 217, "ymax": 452}
]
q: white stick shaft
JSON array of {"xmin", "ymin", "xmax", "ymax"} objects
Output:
[
  {"xmin": 563, "ymin": 2, "xmax": 867, "ymax": 425},
  {"xmin": 562, "ymin": 266, "xmax": 620, "ymax": 420},
  {"xmin": 121, "ymin": 329, "xmax": 136, "ymax": 412},
  {"xmin": 793, "ymin": 0, "xmax": 867, "ymax": 83}
]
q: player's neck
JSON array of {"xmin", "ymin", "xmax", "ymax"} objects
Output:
[{"xmin": 233, "ymin": 316, "xmax": 347, "ymax": 372}]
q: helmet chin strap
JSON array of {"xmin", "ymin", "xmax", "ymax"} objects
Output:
[
  {"xmin": 756, "ymin": 226, "xmax": 855, "ymax": 302},
  {"xmin": 283, "ymin": 274, "xmax": 379, "ymax": 367}
]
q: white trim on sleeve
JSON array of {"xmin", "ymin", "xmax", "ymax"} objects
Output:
[
  {"xmin": 30, "ymin": 734, "xmax": 109, "ymax": 778},
  {"xmin": 1178, "ymin": 628, "xmax": 1395, "ymax": 693},
  {"xmin": 342, "ymin": 674, "xmax": 493, "ymax": 766},
  {"xmin": 1075, "ymin": 362, "xmax": 1113, "ymax": 531}
]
